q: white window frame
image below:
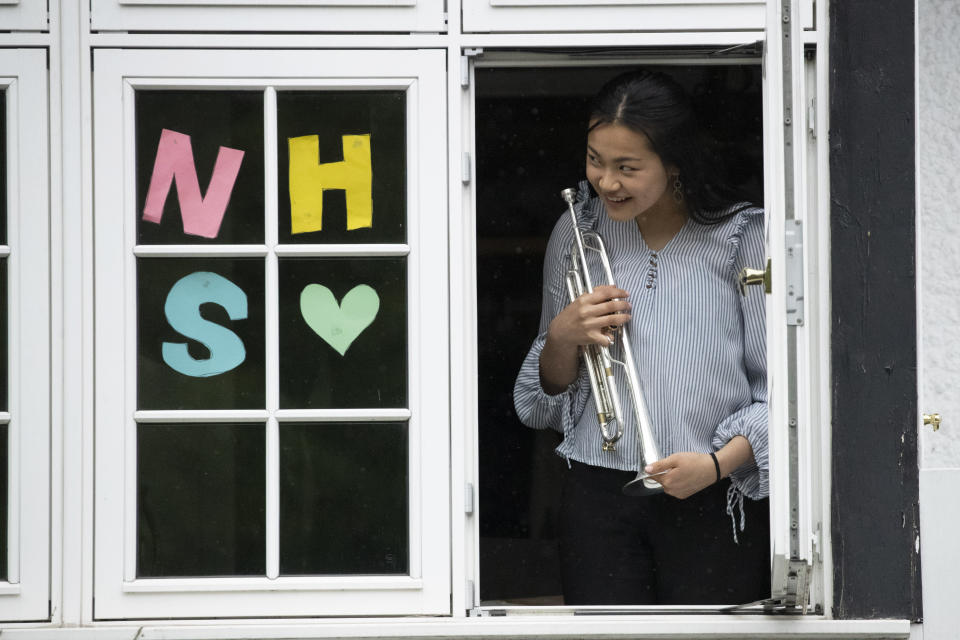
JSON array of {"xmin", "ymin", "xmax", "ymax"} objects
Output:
[
  {"xmin": 457, "ymin": 1, "xmax": 829, "ymax": 619},
  {"xmin": 763, "ymin": 0, "xmax": 820, "ymax": 610},
  {"xmin": 0, "ymin": 47, "xmax": 51, "ymax": 622},
  {"xmin": 26, "ymin": 0, "xmax": 911, "ymax": 635},
  {"xmin": 0, "ymin": 0, "xmax": 47, "ymax": 32},
  {"xmin": 89, "ymin": 0, "xmax": 445, "ymax": 34},
  {"xmin": 92, "ymin": 48, "xmax": 450, "ymax": 620},
  {"xmin": 462, "ymin": 0, "xmax": 815, "ymax": 33}
]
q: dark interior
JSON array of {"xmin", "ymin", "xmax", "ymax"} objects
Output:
[{"xmin": 474, "ymin": 61, "xmax": 764, "ymax": 605}]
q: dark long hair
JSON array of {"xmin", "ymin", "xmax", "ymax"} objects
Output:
[{"xmin": 588, "ymin": 69, "xmax": 752, "ymax": 224}]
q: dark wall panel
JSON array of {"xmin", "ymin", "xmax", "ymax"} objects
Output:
[{"xmin": 829, "ymin": 0, "xmax": 921, "ymax": 621}]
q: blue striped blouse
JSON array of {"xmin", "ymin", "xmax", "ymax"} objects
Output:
[{"xmin": 513, "ymin": 182, "xmax": 768, "ymax": 503}]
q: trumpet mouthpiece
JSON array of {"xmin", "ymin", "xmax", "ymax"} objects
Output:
[{"xmin": 560, "ymin": 188, "xmax": 577, "ymax": 204}]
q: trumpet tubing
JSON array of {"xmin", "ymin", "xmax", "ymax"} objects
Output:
[{"xmin": 560, "ymin": 188, "xmax": 664, "ymax": 495}]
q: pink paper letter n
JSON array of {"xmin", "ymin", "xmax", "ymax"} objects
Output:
[{"xmin": 142, "ymin": 128, "xmax": 245, "ymax": 239}]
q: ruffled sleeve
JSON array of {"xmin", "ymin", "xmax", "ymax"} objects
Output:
[
  {"xmin": 712, "ymin": 205, "xmax": 769, "ymax": 500},
  {"xmin": 513, "ymin": 333, "xmax": 591, "ymax": 438},
  {"xmin": 513, "ymin": 183, "xmax": 595, "ymax": 441}
]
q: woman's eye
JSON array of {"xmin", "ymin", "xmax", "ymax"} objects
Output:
[
  {"xmin": 619, "ymin": 165, "xmax": 637, "ymax": 172},
  {"xmin": 587, "ymin": 155, "xmax": 599, "ymax": 165}
]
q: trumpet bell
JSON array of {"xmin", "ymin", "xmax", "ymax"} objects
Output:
[{"xmin": 621, "ymin": 471, "xmax": 666, "ymax": 497}]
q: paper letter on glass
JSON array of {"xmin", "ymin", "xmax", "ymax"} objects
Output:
[
  {"xmin": 289, "ymin": 134, "xmax": 373, "ymax": 234},
  {"xmin": 162, "ymin": 271, "xmax": 248, "ymax": 377},
  {"xmin": 142, "ymin": 129, "xmax": 245, "ymax": 239}
]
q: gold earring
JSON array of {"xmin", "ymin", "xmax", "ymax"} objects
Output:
[{"xmin": 672, "ymin": 176, "xmax": 684, "ymax": 202}]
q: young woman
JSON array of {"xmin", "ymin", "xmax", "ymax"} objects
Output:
[{"xmin": 513, "ymin": 69, "xmax": 769, "ymax": 606}]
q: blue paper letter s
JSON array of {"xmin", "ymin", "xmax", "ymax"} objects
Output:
[{"xmin": 162, "ymin": 271, "xmax": 247, "ymax": 377}]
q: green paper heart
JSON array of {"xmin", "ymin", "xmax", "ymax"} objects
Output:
[{"xmin": 300, "ymin": 284, "xmax": 380, "ymax": 356}]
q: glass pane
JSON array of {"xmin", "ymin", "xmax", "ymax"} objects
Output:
[
  {"xmin": 277, "ymin": 91, "xmax": 406, "ymax": 244},
  {"xmin": 137, "ymin": 423, "xmax": 265, "ymax": 578},
  {"xmin": 137, "ymin": 258, "xmax": 265, "ymax": 410},
  {"xmin": 0, "ymin": 424, "xmax": 6, "ymax": 582},
  {"xmin": 0, "ymin": 89, "xmax": 6, "ymax": 245},
  {"xmin": 278, "ymin": 257, "xmax": 406, "ymax": 409},
  {"xmin": 280, "ymin": 422, "xmax": 408, "ymax": 575},
  {"xmin": 135, "ymin": 90, "xmax": 264, "ymax": 245},
  {"xmin": 0, "ymin": 92, "xmax": 6, "ymax": 581},
  {"xmin": 0, "ymin": 260, "xmax": 6, "ymax": 412}
]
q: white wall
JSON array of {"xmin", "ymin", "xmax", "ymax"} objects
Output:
[
  {"xmin": 918, "ymin": 0, "xmax": 960, "ymax": 469},
  {"xmin": 917, "ymin": 3, "xmax": 960, "ymax": 637}
]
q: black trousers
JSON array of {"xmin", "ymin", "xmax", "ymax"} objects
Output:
[{"xmin": 559, "ymin": 460, "xmax": 770, "ymax": 606}]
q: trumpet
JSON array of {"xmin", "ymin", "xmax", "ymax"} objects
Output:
[{"xmin": 561, "ymin": 188, "xmax": 665, "ymax": 496}]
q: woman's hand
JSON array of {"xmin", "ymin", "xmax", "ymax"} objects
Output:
[
  {"xmin": 539, "ymin": 285, "xmax": 631, "ymax": 394},
  {"xmin": 644, "ymin": 452, "xmax": 717, "ymax": 500},
  {"xmin": 548, "ymin": 285, "xmax": 631, "ymax": 350},
  {"xmin": 645, "ymin": 437, "xmax": 754, "ymax": 499}
]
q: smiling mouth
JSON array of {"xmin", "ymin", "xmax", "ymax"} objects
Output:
[{"xmin": 605, "ymin": 195, "xmax": 630, "ymax": 203}]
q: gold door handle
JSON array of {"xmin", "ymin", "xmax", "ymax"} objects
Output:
[
  {"xmin": 738, "ymin": 258, "xmax": 772, "ymax": 296},
  {"xmin": 923, "ymin": 413, "xmax": 941, "ymax": 431}
]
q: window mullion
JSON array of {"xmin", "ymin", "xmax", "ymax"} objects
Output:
[{"xmin": 265, "ymin": 86, "xmax": 281, "ymax": 581}]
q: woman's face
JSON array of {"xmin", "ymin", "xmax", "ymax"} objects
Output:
[{"xmin": 585, "ymin": 121, "xmax": 676, "ymax": 222}]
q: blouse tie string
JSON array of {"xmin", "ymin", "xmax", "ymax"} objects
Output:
[{"xmin": 725, "ymin": 482, "xmax": 746, "ymax": 544}]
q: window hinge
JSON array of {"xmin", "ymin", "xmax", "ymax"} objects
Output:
[
  {"xmin": 461, "ymin": 48, "xmax": 484, "ymax": 88},
  {"xmin": 466, "ymin": 579, "xmax": 477, "ymax": 614},
  {"xmin": 785, "ymin": 219, "xmax": 804, "ymax": 326},
  {"xmin": 811, "ymin": 522, "xmax": 822, "ymax": 565},
  {"xmin": 807, "ymin": 99, "xmax": 816, "ymax": 139},
  {"xmin": 464, "ymin": 482, "xmax": 475, "ymax": 514},
  {"xmin": 462, "ymin": 152, "xmax": 472, "ymax": 185},
  {"xmin": 766, "ymin": 555, "xmax": 811, "ymax": 613}
]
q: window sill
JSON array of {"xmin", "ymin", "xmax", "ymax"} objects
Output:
[{"xmin": 1, "ymin": 617, "xmax": 910, "ymax": 640}]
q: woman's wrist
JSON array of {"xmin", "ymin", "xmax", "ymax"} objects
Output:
[
  {"xmin": 714, "ymin": 435, "xmax": 754, "ymax": 478},
  {"xmin": 708, "ymin": 451, "xmax": 722, "ymax": 483}
]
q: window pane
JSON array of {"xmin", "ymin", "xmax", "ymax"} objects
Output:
[
  {"xmin": 137, "ymin": 258, "xmax": 265, "ymax": 410},
  {"xmin": 277, "ymin": 91, "xmax": 406, "ymax": 245},
  {"xmin": 0, "ymin": 259, "xmax": 6, "ymax": 412},
  {"xmin": 137, "ymin": 423, "xmax": 265, "ymax": 578},
  {"xmin": 135, "ymin": 90, "xmax": 264, "ymax": 245},
  {"xmin": 278, "ymin": 257, "xmax": 407, "ymax": 409},
  {"xmin": 0, "ymin": 89, "xmax": 6, "ymax": 245},
  {"xmin": 280, "ymin": 422, "xmax": 408, "ymax": 575},
  {"xmin": 0, "ymin": 424, "xmax": 6, "ymax": 582},
  {"xmin": 0, "ymin": 89, "xmax": 6, "ymax": 582}
]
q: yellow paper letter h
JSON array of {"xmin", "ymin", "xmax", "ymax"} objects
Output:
[{"xmin": 289, "ymin": 134, "xmax": 373, "ymax": 234}]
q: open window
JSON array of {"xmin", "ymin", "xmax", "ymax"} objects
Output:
[
  {"xmin": 0, "ymin": 48, "xmax": 51, "ymax": 622},
  {"xmin": 463, "ymin": 0, "xmax": 827, "ymax": 614},
  {"xmin": 92, "ymin": 48, "xmax": 449, "ymax": 619},
  {"xmin": 471, "ymin": 53, "xmax": 767, "ymax": 610}
]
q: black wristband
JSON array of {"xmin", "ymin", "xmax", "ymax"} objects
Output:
[{"xmin": 709, "ymin": 452, "xmax": 721, "ymax": 484}]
